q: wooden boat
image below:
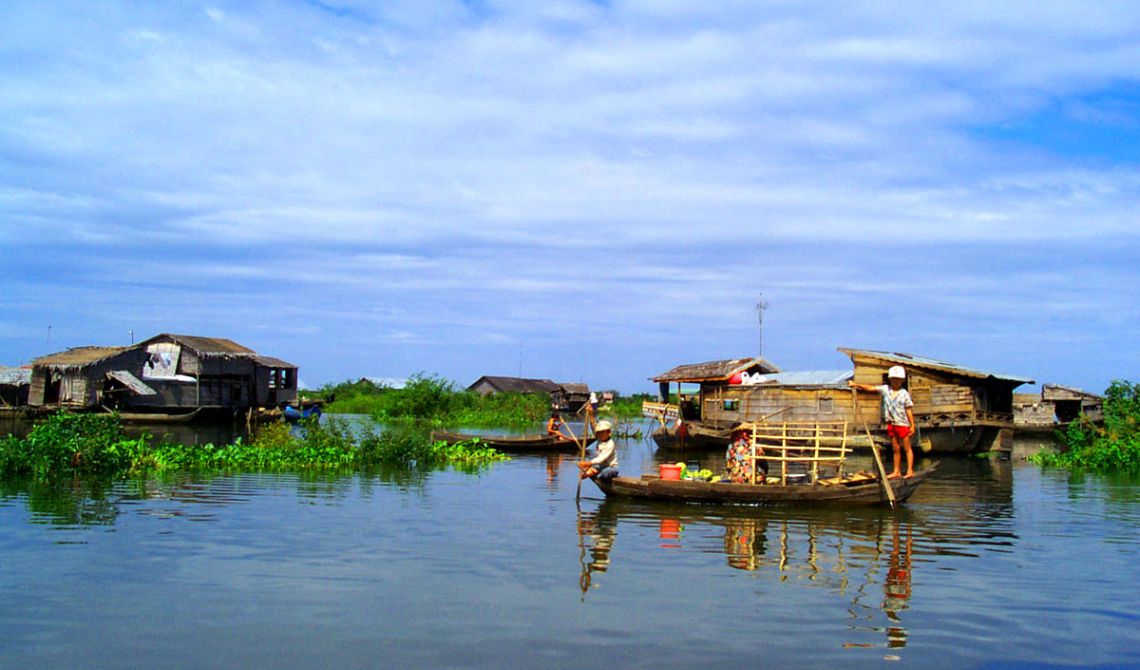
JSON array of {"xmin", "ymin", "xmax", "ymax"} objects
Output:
[
  {"xmin": 430, "ymin": 430, "xmax": 593, "ymax": 452},
  {"xmin": 604, "ymin": 419, "xmax": 936, "ymax": 506},
  {"xmin": 591, "ymin": 464, "xmax": 937, "ymax": 506},
  {"xmin": 114, "ymin": 408, "xmax": 203, "ymax": 424}
]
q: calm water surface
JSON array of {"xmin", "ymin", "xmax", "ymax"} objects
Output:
[{"xmin": 1, "ymin": 428, "xmax": 1137, "ymax": 669}]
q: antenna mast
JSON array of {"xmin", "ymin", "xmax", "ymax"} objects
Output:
[{"xmin": 756, "ymin": 295, "xmax": 768, "ymax": 359}]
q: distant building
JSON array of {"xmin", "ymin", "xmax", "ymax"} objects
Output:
[
  {"xmin": 1014, "ymin": 384, "xmax": 1103, "ymax": 432},
  {"xmin": 466, "ymin": 375, "xmax": 592, "ymax": 411},
  {"xmin": 467, "ymin": 376, "xmax": 561, "ymax": 396},
  {"xmin": 27, "ymin": 333, "xmax": 297, "ymax": 414},
  {"xmin": 0, "ymin": 366, "xmax": 31, "ymax": 407}
]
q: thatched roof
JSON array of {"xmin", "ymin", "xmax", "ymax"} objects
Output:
[
  {"xmin": 252, "ymin": 355, "xmax": 297, "ymax": 369},
  {"xmin": 838, "ymin": 348, "xmax": 1033, "ymax": 385},
  {"xmin": 467, "ymin": 376, "xmax": 560, "ymax": 395},
  {"xmin": 141, "ymin": 333, "xmax": 255, "ymax": 356},
  {"xmin": 32, "ymin": 346, "xmax": 129, "ymax": 369},
  {"xmin": 651, "ymin": 357, "xmax": 780, "ymax": 383}
]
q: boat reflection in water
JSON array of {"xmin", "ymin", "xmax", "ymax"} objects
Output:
[{"xmin": 574, "ymin": 457, "xmax": 1016, "ymax": 651}]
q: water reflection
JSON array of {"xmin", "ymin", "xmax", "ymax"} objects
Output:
[{"xmin": 574, "ymin": 481, "xmax": 1022, "ymax": 653}]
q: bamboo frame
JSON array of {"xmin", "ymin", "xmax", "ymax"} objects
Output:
[{"xmin": 745, "ymin": 420, "xmax": 849, "ymax": 485}]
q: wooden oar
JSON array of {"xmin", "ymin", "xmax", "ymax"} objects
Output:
[
  {"xmin": 851, "ymin": 388, "xmax": 896, "ymax": 509},
  {"xmin": 562, "ymin": 418, "xmax": 590, "ymax": 501}
]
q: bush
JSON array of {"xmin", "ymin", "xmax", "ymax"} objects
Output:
[
  {"xmin": 1031, "ymin": 380, "xmax": 1140, "ymax": 473},
  {"xmin": 0, "ymin": 413, "xmax": 143, "ymax": 478}
]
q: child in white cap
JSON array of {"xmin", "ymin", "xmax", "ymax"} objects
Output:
[{"xmin": 850, "ymin": 366, "xmax": 915, "ymax": 478}]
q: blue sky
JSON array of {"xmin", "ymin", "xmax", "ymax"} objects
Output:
[{"xmin": 1, "ymin": 1, "xmax": 1137, "ymax": 394}]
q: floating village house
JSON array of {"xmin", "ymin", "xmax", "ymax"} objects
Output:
[
  {"xmin": 1014, "ymin": 384, "xmax": 1103, "ymax": 432},
  {"xmin": 466, "ymin": 375, "xmax": 591, "ymax": 412},
  {"xmin": 648, "ymin": 349, "xmax": 1032, "ymax": 453},
  {"xmin": 27, "ymin": 334, "xmax": 297, "ymax": 415},
  {"xmin": 0, "ymin": 366, "xmax": 31, "ymax": 407}
]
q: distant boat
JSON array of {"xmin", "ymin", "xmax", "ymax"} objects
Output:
[
  {"xmin": 431, "ymin": 430, "xmax": 593, "ymax": 452},
  {"xmin": 283, "ymin": 404, "xmax": 322, "ymax": 421}
]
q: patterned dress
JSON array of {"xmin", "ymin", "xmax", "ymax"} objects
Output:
[{"xmin": 726, "ymin": 435, "xmax": 755, "ymax": 484}]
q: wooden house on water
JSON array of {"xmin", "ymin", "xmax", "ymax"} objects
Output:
[
  {"xmin": 1014, "ymin": 384, "xmax": 1103, "ymax": 433},
  {"xmin": 466, "ymin": 375, "xmax": 591, "ymax": 412},
  {"xmin": 27, "ymin": 333, "xmax": 298, "ymax": 418},
  {"xmin": 0, "ymin": 366, "xmax": 31, "ymax": 408},
  {"xmin": 646, "ymin": 349, "xmax": 1032, "ymax": 454}
]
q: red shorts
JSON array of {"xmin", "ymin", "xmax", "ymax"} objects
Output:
[{"xmin": 886, "ymin": 424, "xmax": 912, "ymax": 439}]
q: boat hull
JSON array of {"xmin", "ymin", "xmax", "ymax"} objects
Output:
[
  {"xmin": 593, "ymin": 465, "xmax": 937, "ymax": 506},
  {"xmin": 430, "ymin": 431, "xmax": 590, "ymax": 452}
]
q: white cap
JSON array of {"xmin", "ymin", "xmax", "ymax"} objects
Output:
[
  {"xmin": 595, "ymin": 420, "xmax": 612, "ymax": 432},
  {"xmin": 888, "ymin": 365, "xmax": 906, "ymax": 379}
]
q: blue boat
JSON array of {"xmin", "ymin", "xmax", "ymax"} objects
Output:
[{"xmin": 283, "ymin": 404, "xmax": 322, "ymax": 421}]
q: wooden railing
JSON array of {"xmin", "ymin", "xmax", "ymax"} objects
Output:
[{"xmin": 744, "ymin": 420, "xmax": 850, "ymax": 485}]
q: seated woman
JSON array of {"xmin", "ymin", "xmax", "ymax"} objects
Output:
[
  {"xmin": 725, "ymin": 424, "xmax": 768, "ymax": 484},
  {"xmin": 546, "ymin": 412, "xmax": 571, "ymax": 441}
]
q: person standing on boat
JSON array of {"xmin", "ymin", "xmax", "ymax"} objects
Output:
[
  {"xmin": 849, "ymin": 366, "xmax": 915, "ymax": 479},
  {"xmin": 579, "ymin": 420, "xmax": 619, "ymax": 481}
]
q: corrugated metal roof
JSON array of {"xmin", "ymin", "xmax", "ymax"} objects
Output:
[
  {"xmin": 749, "ymin": 370, "xmax": 853, "ymax": 386},
  {"xmin": 32, "ymin": 346, "xmax": 129, "ymax": 368},
  {"xmin": 652, "ymin": 357, "xmax": 780, "ymax": 383},
  {"xmin": 557, "ymin": 383, "xmax": 590, "ymax": 394},
  {"xmin": 0, "ymin": 366, "xmax": 31, "ymax": 385},
  {"xmin": 838, "ymin": 348, "xmax": 1033, "ymax": 385}
]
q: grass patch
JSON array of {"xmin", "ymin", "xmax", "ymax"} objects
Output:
[{"xmin": 1030, "ymin": 380, "xmax": 1140, "ymax": 473}]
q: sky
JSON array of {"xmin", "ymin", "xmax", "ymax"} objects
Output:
[{"xmin": 1, "ymin": 1, "xmax": 1138, "ymax": 394}]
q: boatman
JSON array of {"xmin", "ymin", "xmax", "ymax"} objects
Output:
[
  {"xmin": 579, "ymin": 420, "xmax": 619, "ymax": 482},
  {"xmin": 546, "ymin": 412, "xmax": 570, "ymax": 442},
  {"xmin": 849, "ymin": 366, "xmax": 916, "ymax": 479}
]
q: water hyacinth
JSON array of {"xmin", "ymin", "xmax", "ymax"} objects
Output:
[{"xmin": 0, "ymin": 413, "xmax": 508, "ymax": 479}]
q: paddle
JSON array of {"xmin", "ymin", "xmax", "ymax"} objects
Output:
[
  {"xmin": 562, "ymin": 417, "xmax": 591, "ymax": 502},
  {"xmin": 851, "ymin": 388, "xmax": 897, "ymax": 509}
]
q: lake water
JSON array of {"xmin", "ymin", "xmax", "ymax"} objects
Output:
[{"xmin": 1, "ymin": 424, "xmax": 1138, "ymax": 669}]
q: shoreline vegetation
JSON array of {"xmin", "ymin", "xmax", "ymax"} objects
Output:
[
  {"xmin": 0, "ymin": 412, "xmax": 508, "ymax": 480},
  {"xmin": 1030, "ymin": 380, "xmax": 1140, "ymax": 473},
  {"xmin": 312, "ymin": 374, "xmax": 650, "ymax": 425}
]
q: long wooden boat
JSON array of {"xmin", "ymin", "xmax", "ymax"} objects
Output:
[
  {"xmin": 113, "ymin": 408, "xmax": 203, "ymax": 424},
  {"xmin": 430, "ymin": 430, "xmax": 593, "ymax": 452},
  {"xmin": 592, "ymin": 464, "xmax": 938, "ymax": 506}
]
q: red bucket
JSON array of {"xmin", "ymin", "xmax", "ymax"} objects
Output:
[{"xmin": 659, "ymin": 463, "xmax": 682, "ymax": 480}]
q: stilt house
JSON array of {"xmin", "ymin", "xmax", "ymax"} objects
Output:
[{"xmin": 27, "ymin": 334, "xmax": 297, "ymax": 413}]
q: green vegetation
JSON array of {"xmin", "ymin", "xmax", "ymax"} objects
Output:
[
  {"xmin": 314, "ymin": 374, "xmax": 550, "ymax": 427},
  {"xmin": 598, "ymin": 393, "xmax": 654, "ymax": 420},
  {"xmin": 0, "ymin": 412, "xmax": 508, "ymax": 480},
  {"xmin": 1031, "ymin": 381, "xmax": 1140, "ymax": 473}
]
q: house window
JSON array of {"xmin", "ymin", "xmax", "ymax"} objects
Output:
[
  {"xmin": 818, "ymin": 397, "xmax": 834, "ymax": 413},
  {"xmin": 723, "ymin": 399, "xmax": 740, "ymax": 412}
]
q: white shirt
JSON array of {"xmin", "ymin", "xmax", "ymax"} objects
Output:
[
  {"xmin": 589, "ymin": 438, "xmax": 618, "ymax": 468},
  {"xmin": 876, "ymin": 385, "xmax": 914, "ymax": 426}
]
